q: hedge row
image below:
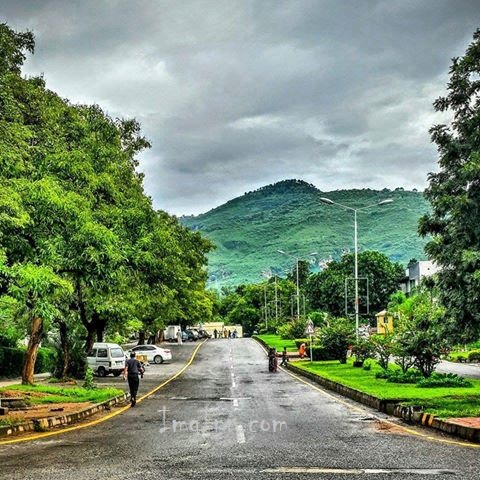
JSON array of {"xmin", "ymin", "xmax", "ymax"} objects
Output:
[
  {"xmin": 448, "ymin": 350, "xmax": 480, "ymax": 363},
  {"xmin": 0, "ymin": 346, "xmax": 57, "ymax": 377}
]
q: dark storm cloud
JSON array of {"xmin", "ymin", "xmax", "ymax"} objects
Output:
[{"xmin": 1, "ymin": 0, "xmax": 479, "ymax": 214}]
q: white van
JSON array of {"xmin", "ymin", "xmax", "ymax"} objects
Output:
[{"xmin": 87, "ymin": 342, "xmax": 125, "ymax": 377}]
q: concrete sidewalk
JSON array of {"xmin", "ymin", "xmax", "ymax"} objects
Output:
[{"xmin": 0, "ymin": 373, "xmax": 51, "ymax": 388}]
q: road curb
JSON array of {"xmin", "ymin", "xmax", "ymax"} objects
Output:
[
  {"xmin": 286, "ymin": 363, "xmax": 480, "ymax": 443},
  {"xmin": 0, "ymin": 393, "xmax": 128, "ymax": 437},
  {"xmin": 253, "ymin": 337, "xmax": 480, "ymax": 444}
]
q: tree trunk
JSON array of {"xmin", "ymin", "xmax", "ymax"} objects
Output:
[
  {"xmin": 95, "ymin": 317, "xmax": 106, "ymax": 342},
  {"xmin": 22, "ymin": 316, "xmax": 43, "ymax": 385},
  {"xmin": 59, "ymin": 321, "xmax": 69, "ymax": 379},
  {"xmin": 138, "ymin": 331, "xmax": 146, "ymax": 345}
]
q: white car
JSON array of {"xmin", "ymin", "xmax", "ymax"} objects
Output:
[{"xmin": 128, "ymin": 345, "xmax": 172, "ymax": 364}]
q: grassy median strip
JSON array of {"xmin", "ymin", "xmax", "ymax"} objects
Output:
[
  {"xmin": 256, "ymin": 335, "xmax": 298, "ymax": 352},
  {"xmin": 256, "ymin": 335, "xmax": 480, "ymax": 418},
  {"xmin": 296, "ymin": 361, "xmax": 480, "ymax": 418},
  {"xmin": 0, "ymin": 384, "xmax": 123, "ymax": 405}
]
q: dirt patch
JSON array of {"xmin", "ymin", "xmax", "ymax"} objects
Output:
[
  {"xmin": 2, "ymin": 402, "xmax": 92, "ymax": 424},
  {"xmin": 375, "ymin": 420, "xmax": 408, "ymax": 435}
]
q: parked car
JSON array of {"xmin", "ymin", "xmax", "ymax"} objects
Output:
[
  {"xmin": 181, "ymin": 330, "xmax": 198, "ymax": 342},
  {"xmin": 87, "ymin": 342, "xmax": 126, "ymax": 377},
  {"xmin": 127, "ymin": 345, "xmax": 172, "ymax": 364}
]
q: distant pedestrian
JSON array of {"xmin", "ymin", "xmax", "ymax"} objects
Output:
[
  {"xmin": 214, "ymin": 329, "xmax": 218, "ymax": 339},
  {"xmin": 233, "ymin": 329, "xmax": 238, "ymax": 338},
  {"xmin": 268, "ymin": 348, "xmax": 278, "ymax": 372},
  {"xmin": 123, "ymin": 352, "xmax": 144, "ymax": 407},
  {"xmin": 280, "ymin": 347, "xmax": 288, "ymax": 366},
  {"xmin": 177, "ymin": 330, "xmax": 183, "ymax": 345},
  {"xmin": 224, "ymin": 329, "xmax": 228, "ymax": 338},
  {"xmin": 299, "ymin": 343, "xmax": 306, "ymax": 359},
  {"xmin": 228, "ymin": 330, "xmax": 231, "ymax": 338}
]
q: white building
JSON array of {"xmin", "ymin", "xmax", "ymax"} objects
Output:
[{"xmin": 402, "ymin": 260, "xmax": 439, "ymax": 295}]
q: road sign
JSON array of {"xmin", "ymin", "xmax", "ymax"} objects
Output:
[{"xmin": 305, "ymin": 319, "xmax": 314, "ymax": 335}]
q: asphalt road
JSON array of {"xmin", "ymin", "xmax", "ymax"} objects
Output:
[{"xmin": 1, "ymin": 339, "xmax": 479, "ymax": 480}]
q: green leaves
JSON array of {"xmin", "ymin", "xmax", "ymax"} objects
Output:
[
  {"xmin": 422, "ymin": 29, "xmax": 480, "ymax": 339},
  {"xmin": 306, "ymin": 251, "xmax": 404, "ymax": 320},
  {"xmin": 0, "ymin": 22, "xmax": 213, "ymax": 369}
]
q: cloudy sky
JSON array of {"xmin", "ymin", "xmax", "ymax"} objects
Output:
[{"xmin": 1, "ymin": 1, "xmax": 478, "ymax": 215}]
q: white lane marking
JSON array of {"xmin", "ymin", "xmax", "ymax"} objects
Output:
[
  {"xmin": 232, "ymin": 381, "xmax": 237, "ymax": 388},
  {"xmin": 263, "ymin": 468, "xmax": 457, "ymax": 475},
  {"xmin": 219, "ymin": 397, "xmax": 252, "ymax": 401},
  {"xmin": 235, "ymin": 424, "xmax": 246, "ymax": 444},
  {"xmin": 170, "ymin": 396, "xmax": 189, "ymax": 400},
  {"xmin": 233, "ymin": 399, "xmax": 239, "ymax": 407}
]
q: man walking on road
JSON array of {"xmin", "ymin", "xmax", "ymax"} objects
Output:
[{"xmin": 123, "ymin": 352, "xmax": 144, "ymax": 407}]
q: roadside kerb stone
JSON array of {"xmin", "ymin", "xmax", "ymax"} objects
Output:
[
  {"xmin": 253, "ymin": 337, "xmax": 480, "ymax": 444},
  {"xmin": 0, "ymin": 392, "xmax": 128, "ymax": 437}
]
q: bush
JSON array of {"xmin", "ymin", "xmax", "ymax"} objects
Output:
[
  {"xmin": 351, "ymin": 338, "xmax": 375, "ymax": 367},
  {"xmin": 318, "ymin": 318, "xmax": 355, "ymax": 364},
  {"xmin": 0, "ymin": 346, "xmax": 57, "ymax": 377},
  {"xmin": 0, "ymin": 346, "xmax": 26, "ymax": 377},
  {"xmin": 447, "ymin": 352, "xmax": 468, "ymax": 363},
  {"xmin": 306, "ymin": 345, "xmax": 332, "ymax": 361},
  {"xmin": 35, "ymin": 348, "xmax": 57, "ymax": 374},
  {"xmin": 376, "ymin": 369, "xmax": 422, "ymax": 384},
  {"xmin": 279, "ymin": 318, "xmax": 308, "ymax": 340},
  {"xmin": 468, "ymin": 350, "xmax": 480, "ymax": 362},
  {"xmin": 83, "ymin": 367, "xmax": 96, "ymax": 390},
  {"xmin": 417, "ymin": 372, "xmax": 472, "ymax": 388}
]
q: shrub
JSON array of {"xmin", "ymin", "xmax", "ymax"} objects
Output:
[
  {"xmin": 318, "ymin": 318, "xmax": 355, "ymax": 364},
  {"xmin": 279, "ymin": 318, "xmax": 308, "ymax": 340},
  {"xmin": 376, "ymin": 369, "xmax": 422, "ymax": 384},
  {"xmin": 306, "ymin": 345, "xmax": 332, "ymax": 361},
  {"xmin": 351, "ymin": 337, "xmax": 375, "ymax": 367},
  {"xmin": 83, "ymin": 367, "xmax": 96, "ymax": 390},
  {"xmin": 416, "ymin": 372, "xmax": 472, "ymax": 388},
  {"xmin": 369, "ymin": 333, "xmax": 395, "ymax": 370},
  {"xmin": 35, "ymin": 348, "xmax": 57, "ymax": 374},
  {"xmin": 0, "ymin": 346, "xmax": 26, "ymax": 377},
  {"xmin": 468, "ymin": 350, "xmax": 480, "ymax": 362},
  {"xmin": 447, "ymin": 352, "xmax": 468, "ymax": 363}
]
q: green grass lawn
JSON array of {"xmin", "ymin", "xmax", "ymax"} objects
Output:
[
  {"xmin": 295, "ymin": 361, "xmax": 480, "ymax": 418},
  {"xmin": 255, "ymin": 334, "xmax": 480, "ymax": 417},
  {"xmin": 256, "ymin": 334, "xmax": 298, "ymax": 352},
  {"xmin": 0, "ymin": 384, "xmax": 123, "ymax": 405}
]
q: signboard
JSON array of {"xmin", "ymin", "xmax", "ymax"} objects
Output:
[{"xmin": 305, "ymin": 320, "xmax": 314, "ymax": 336}]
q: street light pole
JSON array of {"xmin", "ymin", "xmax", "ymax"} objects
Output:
[
  {"xmin": 320, "ymin": 197, "xmax": 393, "ymax": 341},
  {"xmin": 274, "ymin": 275, "xmax": 278, "ymax": 324},
  {"xmin": 264, "ymin": 285, "xmax": 268, "ymax": 330},
  {"xmin": 354, "ymin": 209, "xmax": 359, "ymax": 342},
  {"xmin": 277, "ymin": 250, "xmax": 317, "ymax": 320},
  {"xmin": 296, "ymin": 257, "xmax": 300, "ymax": 321}
]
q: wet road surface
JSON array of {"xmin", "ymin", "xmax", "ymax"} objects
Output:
[{"xmin": 1, "ymin": 339, "xmax": 479, "ymax": 480}]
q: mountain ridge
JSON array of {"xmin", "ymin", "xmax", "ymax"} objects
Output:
[{"xmin": 181, "ymin": 179, "xmax": 430, "ymax": 286}]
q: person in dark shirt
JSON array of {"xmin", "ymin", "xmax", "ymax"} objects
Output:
[
  {"xmin": 280, "ymin": 347, "xmax": 288, "ymax": 367},
  {"xmin": 123, "ymin": 352, "xmax": 144, "ymax": 407}
]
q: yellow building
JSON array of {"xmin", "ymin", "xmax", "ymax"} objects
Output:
[{"xmin": 376, "ymin": 310, "xmax": 394, "ymax": 334}]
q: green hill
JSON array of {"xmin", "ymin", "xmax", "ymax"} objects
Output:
[{"xmin": 181, "ymin": 179, "xmax": 430, "ymax": 287}]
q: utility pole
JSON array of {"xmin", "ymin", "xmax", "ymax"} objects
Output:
[{"xmin": 274, "ymin": 275, "xmax": 278, "ymax": 323}]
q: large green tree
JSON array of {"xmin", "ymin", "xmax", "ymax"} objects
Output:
[
  {"xmin": 0, "ymin": 23, "xmax": 213, "ymax": 381},
  {"xmin": 306, "ymin": 251, "xmax": 404, "ymax": 321},
  {"xmin": 419, "ymin": 29, "xmax": 480, "ymax": 339}
]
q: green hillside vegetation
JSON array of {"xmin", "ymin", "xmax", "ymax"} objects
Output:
[{"xmin": 181, "ymin": 179, "xmax": 430, "ymax": 286}]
